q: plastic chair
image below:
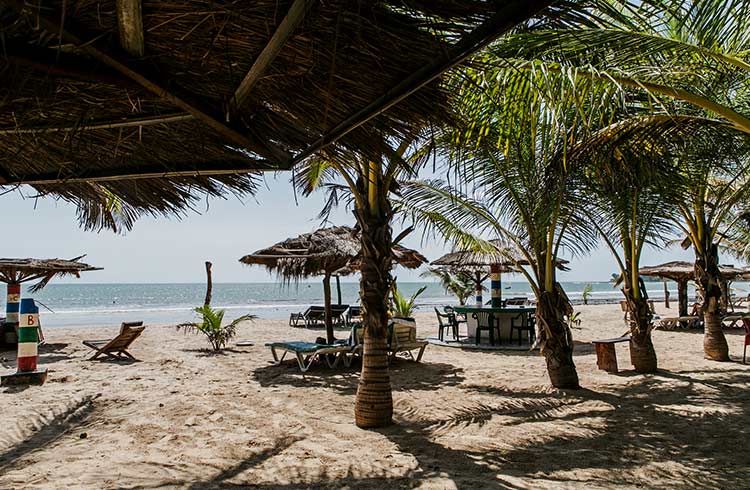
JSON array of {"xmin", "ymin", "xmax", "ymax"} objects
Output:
[
  {"xmin": 743, "ymin": 318, "xmax": 750, "ymax": 364},
  {"xmin": 472, "ymin": 311, "xmax": 499, "ymax": 345}
]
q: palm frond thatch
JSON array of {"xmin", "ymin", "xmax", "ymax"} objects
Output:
[
  {"xmin": 0, "ymin": 1, "xmax": 549, "ymax": 231},
  {"xmin": 238, "ymin": 225, "xmax": 426, "ymax": 280},
  {"xmin": 638, "ymin": 261, "xmax": 744, "ymax": 282},
  {"xmin": 0, "ymin": 256, "xmax": 101, "ymax": 291},
  {"xmin": 431, "ymin": 240, "xmax": 569, "ymax": 273}
]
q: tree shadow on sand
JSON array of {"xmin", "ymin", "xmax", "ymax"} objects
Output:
[
  {"xmin": 0, "ymin": 395, "xmax": 101, "ymax": 473},
  {"xmin": 377, "ymin": 366, "xmax": 750, "ymax": 488},
  {"xmin": 252, "ymin": 360, "xmax": 466, "ymax": 396}
]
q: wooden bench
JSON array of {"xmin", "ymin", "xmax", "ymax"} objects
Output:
[{"xmin": 592, "ymin": 336, "xmax": 630, "ymax": 373}]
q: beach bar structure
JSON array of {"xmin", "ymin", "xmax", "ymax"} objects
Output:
[
  {"xmin": 239, "ymin": 226, "xmax": 426, "ymax": 343},
  {"xmin": 431, "ymin": 240, "xmax": 569, "ymax": 307},
  {"xmin": 430, "ymin": 241, "xmax": 569, "ymax": 345},
  {"xmin": 639, "ymin": 261, "xmax": 744, "ymax": 317},
  {"xmin": 0, "ymin": 257, "xmax": 100, "ymax": 347}
]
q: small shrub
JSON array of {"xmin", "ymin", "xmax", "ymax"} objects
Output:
[{"xmin": 177, "ymin": 305, "xmax": 255, "ymax": 351}]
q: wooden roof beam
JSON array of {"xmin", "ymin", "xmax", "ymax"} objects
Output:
[
  {"xmin": 0, "ymin": 113, "xmax": 194, "ymax": 135},
  {"xmin": 6, "ymin": 1, "xmax": 292, "ymax": 168},
  {"xmin": 229, "ymin": 0, "xmax": 311, "ymax": 117},
  {"xmin": 4, "ymin": 160, "xmax": 272, "ymax": 186},
  {"xmin": 290, "ymin": 0, "xmax": 556, "ymax": 166},
  {"xmin": 116, "ymin": 0, "xmax": 145, "ymax": 57}
]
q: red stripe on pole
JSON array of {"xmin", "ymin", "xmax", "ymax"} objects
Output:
[{"xmin": 17, "ymin": 356, "xmax": 37, "ymax": 371}]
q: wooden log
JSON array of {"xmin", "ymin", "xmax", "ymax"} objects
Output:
[
  {"xmin": 594, "ymin": 343, "xmax": 619, "ymax": 373},
  {"xmin": 204, "ymin": 261, "xmax": 213, "ymax": 307}
]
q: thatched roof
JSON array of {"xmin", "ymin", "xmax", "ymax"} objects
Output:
[
  {"xmin": 431, "ymin": 240, "xmax": 569, "ymax": 273},
  {"xmin": 0, "ymin": 256, "xmax": 101, "ymax": 291},
  {"xmin": 639, "ymin": 261, "xmax": 745, "ymax": 282},
  {"xmin": 239, "ymin": 225, "xmax": 426, "ymax": 279},
  {"xmin": 0, "ymin": 1, "xmax": 555, "ymax": 230}
]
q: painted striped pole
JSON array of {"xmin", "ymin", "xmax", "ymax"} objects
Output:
[
  {"xmin": 17, "ymin": 299, "xmax": 39, "ymax": 372},
  {"xmin": 1, "ymin": 297, "xmax": 47, "ymax": 386},
  {"xmin": 3, "ymin": 283, "xmax": 20, "ymax": 346},
  {"xmin": 474, "ymin": 272, "xmax": 483, "ymax": 307},
  {"xmin": 490, "ymin": 264, "xmax": 503, "ymax": 308}
]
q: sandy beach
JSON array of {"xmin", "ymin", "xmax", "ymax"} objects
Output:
[{"xmin": 1, "ymin": 303, "xmax": 749, "ymax": 489}]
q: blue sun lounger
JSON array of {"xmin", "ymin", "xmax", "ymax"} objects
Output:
[{"xmin": 266, "ymin": 341, "xmax": 352, "ymax": 372}]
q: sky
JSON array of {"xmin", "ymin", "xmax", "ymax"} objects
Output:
[{"xmin": 0, "ymin": 173, "xmax": 706, "ymax": 284}]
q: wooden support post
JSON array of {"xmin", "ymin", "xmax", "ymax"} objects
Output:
[
  {"xmin": 116, "ymin": 0, "xmax": 145, "ymax": 57},
  {"xmin": 663, "ymin": 279, "xmax": 670, "ymax": 308}
]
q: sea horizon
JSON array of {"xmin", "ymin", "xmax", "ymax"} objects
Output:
[{"xmin": 0, "ymin": 280, "xmax": 728, "ymax": 329}]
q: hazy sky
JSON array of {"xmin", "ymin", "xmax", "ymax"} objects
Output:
[{"xmin": 0, "ymin": 173, "xmax": 707, "ymax": 284}]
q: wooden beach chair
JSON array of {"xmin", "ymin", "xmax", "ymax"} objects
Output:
[
  {"xmin": 388, "ymin": 323, "xmax": 428, "ymax": 362},
  {"xmin": 266, "ymin": 341, "xmax": 352, "ymax": 372},
  {"xmin": 83, "ymin": 321, "xmax": 145, "ymax": 360},
  {"xmin": 346, "ymin": 305, "xmax": 363, "ymax": 326},
  {"xmin": 289, "ymin": 306, "xmax": 326, "ymax": 328}
]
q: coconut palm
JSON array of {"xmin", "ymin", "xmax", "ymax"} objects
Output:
[
  {"xmin": 580, "ymin": 116, "xmax": 693, "ymax": 373},
  {"xmin": 400, "ymin": 66, "xmax": 616, "ymax": 389},
  {"xmin": 488, "ymin": 0, "xmax": 750, "ymax": 360},
  {"xmin": 294, "ymin": 137, "xmax": 432, "ymax": 428},
  {"xmin": 421, "ymin": 268, "xmax": 477, "ymax": 306}
]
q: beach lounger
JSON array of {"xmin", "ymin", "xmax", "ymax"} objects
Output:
[
  {"xmin": 266, "ymin": 341, "xmax": 352, "ymax": 372},
  {"xmin": 656, "ymin": 316, "xmax": 701, "ymax": 330},
  {"xmin": 83, "ymin": 321, "xmax": 145, "ymax": 360},
  {"xmin": 289, "ymin": 306, "xmax": 326, "ymax": 328},
  {"xmin": 330, "ymin": 304, "xmax": 350, "ymax": 326}
]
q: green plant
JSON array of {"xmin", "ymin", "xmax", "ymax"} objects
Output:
[
  {"xmin": 390, "ymin": 283, "xmax": 427, "ymax": 319},
  {"xmin": 421, "ymin": 268, "xmax": 477, "ymax": 305},
  {"xmin": 567, "ymin": 311, "xmax": 582, "ymax": 329},
  {"xmin": 176, "ymin": 305, "xmax": 255, "ymax": 351},
  {"xmin": 581, "ymin": 284, "xmax": 593, "ymax": 305}
]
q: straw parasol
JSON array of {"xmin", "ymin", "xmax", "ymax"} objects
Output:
[
  {"xmin": 0, "ymin": 1, "xmax": 555, "ymax": 230},
  {"xmin": 639, "ymin": 261, "xmax": 744, "ymax": 316},
  {"xmin": 0, "ymin": 256, "xmax": 100, "ymax": 347},
  {"xmin": 0, "ymin": 256, "xmax": 101, "ymax": 292},
  {"xmin": 239, "ymin": 226, "xmax": 426, "ymax": 342}
]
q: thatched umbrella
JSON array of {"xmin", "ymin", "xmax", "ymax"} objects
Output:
[
  {"xmin": 639, "ymin": 261, "xmax": 744, "ymax": 317},
  {"xmin": 431, "ymin": 240, "xmax": 569, "ymax": 305},
  {"xmin": 0, "ymin": 1, "xmax": 548, "ymax": 231},
  {"xmin": 239, "ymin": 226, "xmax": 426, "ymax": 342},
  {"xmin": 0, "ymin": 256, "xmax": 100, "ymax": 346}
]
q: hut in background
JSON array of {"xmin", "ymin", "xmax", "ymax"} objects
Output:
[
  {"xmin": 239, "ymin": 226, "xmax": 426, "ymax": 343},
  {"xmin": 431, "ymin": 240, "xmax": 569, "ymax": 305},
  {"xmin": 639, "ymin": 261, "xmax": 744, "ymax": 316}
]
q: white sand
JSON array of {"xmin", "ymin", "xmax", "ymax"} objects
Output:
[{"xmin": 1, "ymin": 303, "xmax": 749, "ymax": 488}]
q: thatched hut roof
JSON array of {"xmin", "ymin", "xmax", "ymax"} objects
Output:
[
  {"xmin": 639, "ymin": 261, "xmax": 744, "ymax": 282},
  {"xmin": 431, "ymin": 240, "xmax": 569, "ymax": 273},
  {"xmin": 0, "ymin": 1, "xmax": 556, "ymax": 230},
  {"xmin": 239, "ymin": 226, "xmax": 426, "ymax": 279},
  {"xmin": 0, "ymin": 256, "xmax": 101, "ymax": 291}
]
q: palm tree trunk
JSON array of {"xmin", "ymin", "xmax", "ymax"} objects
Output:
[
  {"xmin": 354, "ymin": 182, "xmax": 393, "ymax": 428},
  {"xmin": 623, "ymin": 288, "xmax": 657, "ymax": 373},
  {"xmin": 323, "ymin": 272, "xmax": 334, "ymax": 344},
  {"xmin": 536, "ymin": 284, "xmax": 579, "ymax": 389},
  {"xmin": 696, "ymin": 242, "xmax": 729, "ymax": 361}
]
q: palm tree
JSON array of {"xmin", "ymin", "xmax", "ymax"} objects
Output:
[
  {"xmin": 581, "ymin": 116, "xmax": 691, "ymax": 372},
  {"xmin": 295, "ymin": 138, "xmax": 429, "ymax": 427},
  {"xmin": 400, "ymin": 67, "xmax": 612, "ymax": 389},
  {"xmin": 488, "ymin": 0, "xmax": 750, "ymax": 361},
  {"xmin": 421, "ymin": 268, "xmax": 477, "ymax": 305}
]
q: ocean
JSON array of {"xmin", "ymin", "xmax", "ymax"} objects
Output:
[{"xmin": 0, "ymin": 281, "xmax": 736, "ymax": 328}]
